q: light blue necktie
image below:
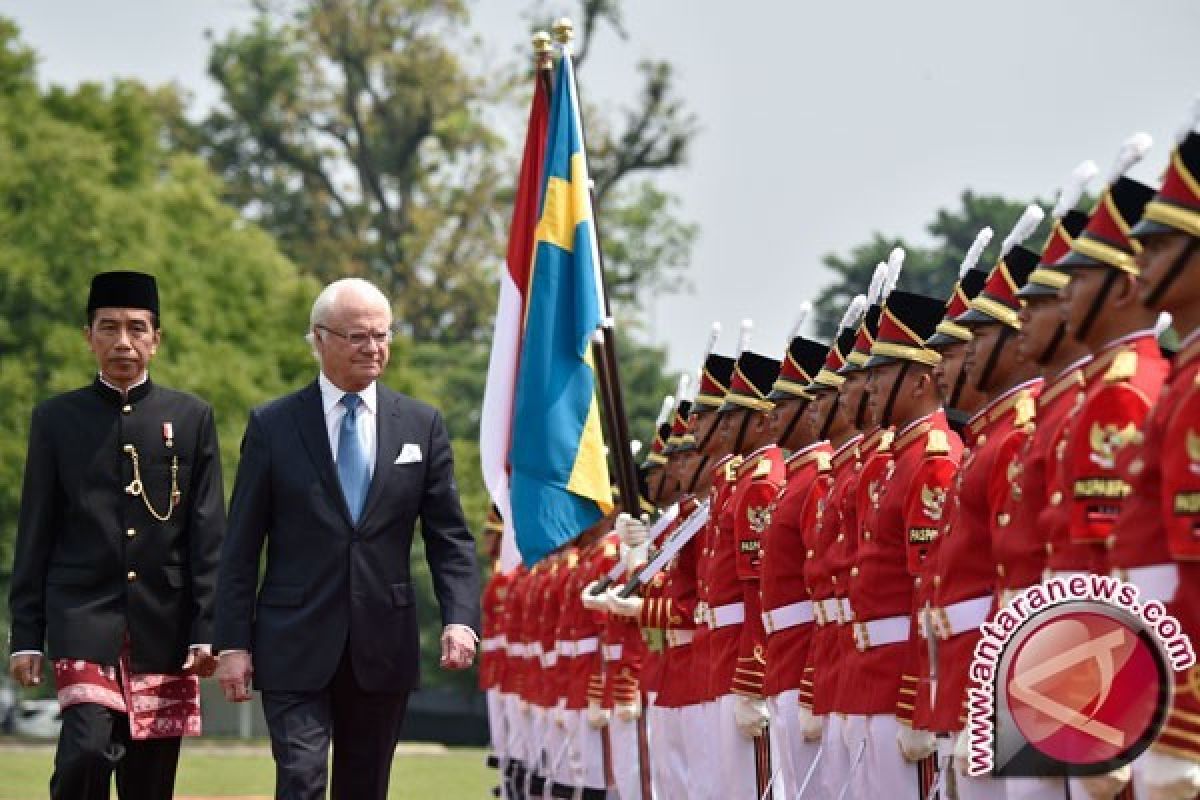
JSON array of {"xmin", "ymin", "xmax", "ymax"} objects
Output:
[{"xmin": 337, "ymin": 393, "xmax": 370, "ymax": 523}]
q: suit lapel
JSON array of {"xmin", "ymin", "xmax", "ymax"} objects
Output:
[
  {"xmin": 360, "ymin": 386, "xmax": 409, "ymax": 525},
  {"xmin": 292, "ymin": 381, "xmax": 355, "ymax": 527}
]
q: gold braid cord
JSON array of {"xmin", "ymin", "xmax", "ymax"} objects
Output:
[{"xmin": 123, "ymin": 444, "xmax": 181, "ymax": 522}]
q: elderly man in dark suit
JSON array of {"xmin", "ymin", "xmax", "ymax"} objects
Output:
[{"xmin": 213, "ymin": 277, "xmax": 481, "ymax": 800}]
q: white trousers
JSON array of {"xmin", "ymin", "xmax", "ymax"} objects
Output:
[
  {"xmin": 768, "ymin": 689, "xmax": 821, "ymax": 799},
  {"xmin": 676, "ymin": 703, "xmax": 713, "ymax": 798},
  {"xmin": 815, "ymin": 713, "xmax": 848, "ymax": 799},
  {"xmin": 610, "ymin": 713, "xmax": 647, "ymax": 799},
  {"xmin": 563, "ymin": 708, "xmax": 607, "ymax": 792},
  {"xmin": 842, "ymin": 714, "xmax": 920, "ymax": 800},
  {"xmin": 646, "ymin": 704, "xmax": 669, "ymax": 799},
  {"xmin": 487, "ymin": 689, "xmax": 509, "ymax": 761},
  {"xmin": 709, "ymin": 694, "xmax": 765, "ymax": 800}
]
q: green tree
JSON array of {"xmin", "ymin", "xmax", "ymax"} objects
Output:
[{"xmin": 813, "ymin": 191, "xmax": 1054, "ymax": 338}]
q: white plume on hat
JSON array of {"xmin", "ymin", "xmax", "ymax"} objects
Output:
[
  {"xmin": 866, "ymin": 262, "xmax": 889, "ymax": 306},
  {"xmin": 1000, "ymin": 204, "xmax": 1045, "ymax": 256},
  {"xmin": 838, "ymin": 294, "xmax": 868, "ymax": 332},
  {"xmin": 655, "ymin": 395, "xmax": 675, "ymax": 428},
  {"xmin": 1051, "ymin": 160, "xmax": 1099, "ymax": 219},
  {"xmin": 1103, "ymin": 132, "xmax": 1153, "ymax": 187},
  {"xmin": 884, "ymin": 247, "xmax": 905, "ymax": 296},
  {"xmin": 959, "ymin": 227, "xmax": 993, "ymax": 278},
  {"xmin": 737, "ymin": 319, "xmax": 754, "ymax": 354},
  {"xmin": 788, "ymin": 301, "xmax": 813, "ymax": 342}
]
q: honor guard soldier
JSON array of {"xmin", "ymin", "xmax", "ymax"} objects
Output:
[
  {"xmin": 927, "ymin": 213, "xmax": 1045, "ymax": 797},
  {"xmin": 703, "ymin": 331, "xmax": 783, "ymax": 800},
  {"xmin": 8, "ymin": 271, "xmax": 226, "ymax": 800},
  {"xmin": 1000, "ymin": 162, "xmax": 1098, "ymax": 612},
  {"xmin": 853, "ymin": 289, "xmax": 963, "ymax": 799},
  {"xmin": 756, "ymin": 314, "xmax": 834, "ymax": 798},
  {"xmin": 797, "ymin": 296, "xmax": 867, "ymax": 797},
  {"xmin": 480, "ymin": 508, "xmax": 514, "ymax": 791},
  {"xmin": 1112, "ymin": 104, "xmax": 1200, "ymax": 799},
  {"xmin": 1051, "ymin": 133, "xmax": 1170, "ymax": 577}
]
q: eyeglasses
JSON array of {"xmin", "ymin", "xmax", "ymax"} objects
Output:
[{"xmin": 315, "ymin": 324, "xmax": 394, "ymax": 348}]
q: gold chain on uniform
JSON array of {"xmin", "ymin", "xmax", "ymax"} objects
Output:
[{"xmin": 123, "ymin": 444, "xmax": 181, "ymax": 522}]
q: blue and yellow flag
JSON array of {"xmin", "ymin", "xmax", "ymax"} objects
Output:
[{"xmin": 508, "ymin": 52, "xmax": 614, "ymax": 565}]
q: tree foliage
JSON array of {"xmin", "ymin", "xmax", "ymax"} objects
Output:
[{"xmin": 813, "ymin": 191, "xmax": 1055, "ymax": 338}]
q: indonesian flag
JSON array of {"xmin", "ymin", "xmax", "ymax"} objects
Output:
[{"xmin": 480, "ymin": 77, "xmax": 549, "ymax": 572}]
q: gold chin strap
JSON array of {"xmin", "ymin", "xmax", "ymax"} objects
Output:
[{"xmin": 123, "ymin": 444, "xmax": 181, "ymax": 522}]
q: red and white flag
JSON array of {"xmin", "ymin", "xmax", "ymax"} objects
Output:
[{"xmin": 480, "ymin": 76, "xmax": 549, "ymax": 572}]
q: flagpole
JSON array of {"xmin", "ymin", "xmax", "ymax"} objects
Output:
[{"xmin": 550, "ymin": 17, "xmax": 642, "ymax": 518}]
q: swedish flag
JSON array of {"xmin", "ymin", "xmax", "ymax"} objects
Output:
[{"xmin": 508, "ymin": 52, "xmax": 614, "ymax": 565}]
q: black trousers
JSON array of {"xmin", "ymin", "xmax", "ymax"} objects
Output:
[
  {"xmin": 51, "ymin": 703, "xmax": 182, "ymax": 800},
  {"xmin": 262, "ymin": 646, "xmax": 410, "ymax": 800}
]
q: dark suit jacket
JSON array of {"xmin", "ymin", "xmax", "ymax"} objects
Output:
[
  {"xmin": 8, "ymin": 378, "xmax": 226, "ymax": 672},
  {"xmin": 213, "ymin": 381, "xmax": 481, "ymax": 693}
]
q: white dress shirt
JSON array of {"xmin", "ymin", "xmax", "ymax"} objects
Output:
[{"xmin": 319, "ymin": 372, "xmax": 378, "ymax": 476}]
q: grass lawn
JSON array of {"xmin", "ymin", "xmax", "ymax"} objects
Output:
[{"xmin": 0, "ymin": 742, "xmax": 494, "ymax": 799}]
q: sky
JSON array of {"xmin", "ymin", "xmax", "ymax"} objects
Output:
[{"xmin": 6, "ymin": 0, "xmax": 1200, "ymax": 373}]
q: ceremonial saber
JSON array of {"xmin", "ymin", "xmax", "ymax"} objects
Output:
[
  {"xmin": 618, "ymin": 501, "xmax": 710, "ymax": 598},
  {"xmin": 836, "ymin": 739, "xmax": 867, "ymax": 800},
  {"xmin": 796, "ymin": 743, "xmax": 824, "ymax": 798},
  {"xmin": 755, "ymin": 727, "xmax": 775, "ymax": 800},
  {"xmin": 588, "ymin": 502, "xmax": 681, "ymax": 596}
]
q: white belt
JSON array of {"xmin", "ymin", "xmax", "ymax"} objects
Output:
[
  {"xmin": 509, "ymin": 642, "xmax": 527, "ymax": 658},
  {"xmin": 852, "ymin": 614, "xmax": 910, "ymax": 651},
  {"xmin": 603, "ymin": 644, "xmax": 624, "ymax": 662},
  {"xmin": 529, "ymin": 641, "xmax": 543, "ymax": 658},
  {"xmin": 665, "ymin": 629, "xmax": 694, "ymax": 648},
  {"xmin": 482, "ymin": 636, "xmax": 506, "ymax": 653},
  {"xmin": 814, "ymin": 597, "xmax": 850, "ymax": 626},
  {"xmin": 762, "ymin": 601, "xmax": 815, "ymax": 635},
  {"xmin": 539, "ymin": 650, "xmax": 558, "ymax": 668},
  {"xmin": 557, "ymin": 637, "xmax": 599, "ymax": 658},
  {"xmin": 1114, "ymin": 563, "xmax": 1179, "ymax": 604},
  {"xmin": 918, "ymin": 595, "xmax": 992, "ymax": 640},
  {"xmin": 707, "ymin": 601, "xmax": 745, "ymax": 629}
]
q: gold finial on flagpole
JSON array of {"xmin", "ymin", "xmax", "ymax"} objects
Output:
[
  {"xmin": 532, "ymin": 30, "xmax": 554, "ymax": 70},
  {"xmin": 552, "ymin": 17, "xmax": 574, "ymax": 46}
]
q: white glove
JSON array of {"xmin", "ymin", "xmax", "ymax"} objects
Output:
[
  {"xmin": 552, "ymin": 698, "xmax": 568, "ymax": 729},
  {"xmin": 580, "ymin": 580, "xmax": 610, "ymax": 612},
  {"xmin": 519, "ymin": 698, "xmax": 531, "ymax": 716},
  {"xmin": 615, "ymin": 512, "xmax": 650, "ymax": 547},
  {"xmin": 605, "ymin": 586, "xmax": 644, "ymax": 617},
  {"xmin": 897, "ymin": 724, "xmax": 936, "ymax": 763},
  {"xmin": 1074, "ymin": 765, "xmax": 1131, "ymax": 800},
  {"xmin": 733, "ymin": 695, "xmax": 771, "ymax": 739},
  {"xmin": 1141, "ymin": 749, "xmax": 1200, "ymax": 800},
  {"xmin": 615, "ymin": 698, "xmax": 642, "ymax": 722},
  {"xmin": 586, "ymin": 700, "xmax": 610, "ymax": 729},
  {"xmin": 622, "ymin": 541, "xmax": 650, "ymax": 574},
  {"xmin": 799, "ymin": 705, "xmax": 824, "ymax": 742}
]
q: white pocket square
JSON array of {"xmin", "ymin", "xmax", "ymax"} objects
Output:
[{"xmin": 394, "ymin": 444, "xmax": 423, "ymax": 464}]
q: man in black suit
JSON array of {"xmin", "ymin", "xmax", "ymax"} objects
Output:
[
  {"xmin": 213, "ymin": 277, "xmax": 481, "ymax": 800},
  {"xmin": 8, "ymin": 271, "xmax": 225, "ymax": 800}
]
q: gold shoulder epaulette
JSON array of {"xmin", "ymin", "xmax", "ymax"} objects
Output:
[
  {"xmin": 1104, "ymin": 349, "xmax": 1138, "ymax": 384},
  {"xmin": 567, "ymin": 550, "xmax": 581, "ymax": 569},
  {"xmin": 926, "ymin": 429, "xmax": 951, "ymax": 456},
  {"xmin": 754, "ymin": 457, "xmax": 773, "ymax": 479},
  {"xmin": 1014, "ymin": 391, "xmax": 1037, "ymax": 428}
]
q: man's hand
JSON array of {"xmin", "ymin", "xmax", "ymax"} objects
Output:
[
  {"xmin": 615, "ymin": 697, "xmax": 642, "ymax": 722},
  {"xmin": 580, "ymin": 580, "xmax": 609, "ymax": 612},
  {"xmin": 798, "ymin": 705, "xmax": 824, "ymax": 742},
  {"xmin": 183, "ymin": 645, "xmax": 218, "ymax": 677},
  {"xmin": 1141, "ymin": 748, "xmax": 1200, "ymax": 800},
  {"xmin": 9, "ymin": 654, "xmax": 43, "ymax": 688},
  {"xmin": 216, "ymin": 651, "xmax": 254, "ymax": 703},
  {"xmin": 440, "ymin": 625, "xmax": 476, "ymax": 670},
  {"xmin": 614, "ymin": 513, "xmax": 649, "ymax": 548},
  {"xmin": 586, "ymin": 700, "xmax": 610, "ymax": 730}
]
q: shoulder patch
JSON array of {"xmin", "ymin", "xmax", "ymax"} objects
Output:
[
  {"xmin": 926, "ymin": 429, "xmax": 950, "ymax": 456},
  {"xmin": 1104, "ymin": 349, "xmax": 1138, "ymax": 384}
]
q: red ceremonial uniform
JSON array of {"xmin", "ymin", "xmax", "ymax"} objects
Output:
[
  {"xmin": 925, "ymin": 382, "xmax": 1038, "ymax": 732},
  {"xmin": 759, "ymin": 442, "xmax": 833, "ymax": 698},
  {"xmin": 501, "ymin": 565, "xmax": 528, "ymax": 698},
  {"xmin": 730, "ymin": 445, "xmax": 787, "ymax": 699},
  {"xmin": 479, "ymin": 567, "xmax": 512, "ymax": 692},
  {"xmin": 802, "ymin": 434, "xmax": 861, "ymax": 714},
  {"xmin": 696, "ymin": 454, "xmax": 745, "ymax": 701},
  {"xmin": 1109, "ymin": 331, "xmax": 1200, "ymax": 759},
  {"xmin": 561, "ymin": 537, "xmax": 619, "ymax": 710},
  {"xmin": 1047, "ymin": 332, "xmax": 1169, "ymax": 574},
  {"xmin": 641, "ymin": 495, "xmax": 705, "ymax": 708},
  {"xmin": 994, "ymin": 360, "xmax": 1088, "ymax": 598},
  {"xmin": 848, "ymin": 410, "xmax": 961, "ymax": 717}
]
